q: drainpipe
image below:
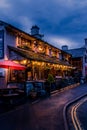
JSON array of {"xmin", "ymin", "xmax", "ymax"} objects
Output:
[{"xmin": 82, "ymin": 55, "xmax": 85, "ymax": 77}]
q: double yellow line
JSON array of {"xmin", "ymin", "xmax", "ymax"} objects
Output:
[{"xmin": 71, "ymin": 98, "xmax": 87, "ymax": 130}]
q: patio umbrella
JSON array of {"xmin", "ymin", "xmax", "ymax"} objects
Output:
[
  {"xmin": 0, "ymin": 60, "xmax": 26, "ymax": 85},
  {"xmin": 0, "ymin": 60, "xmax": 26, "ymax": 70}
]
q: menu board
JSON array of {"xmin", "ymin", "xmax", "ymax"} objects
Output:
[{"xmin": 0, "ymin": 30, "xmax": 4, "ymax": 59}]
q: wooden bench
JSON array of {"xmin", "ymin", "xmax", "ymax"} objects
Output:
[
  {"xmin": 1, "ymin": 93, "xmax": 19, "ymax": 104},
  {"xmin": 16, "ymin": 89, "xmax": 25, "ymax": 96},
  {"xmin": 2, "ymin": 93, "xmax": 19, "ymax": 97}
]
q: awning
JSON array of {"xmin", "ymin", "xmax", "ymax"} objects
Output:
[
  {"xmin": 0, "ymin": 60, "xmax": 26, "ymax": 70},
  {"xmin": 8, "ymin": 45, "xmax": 71, "ymax": 67}
]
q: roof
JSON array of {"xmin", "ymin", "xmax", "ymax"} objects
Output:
[
  {"xmin": 66, "ymin": 47, "xmax": 85, "ymax": 58},
  {"xmin": 0, "ymin": 20, "xmax": 70, "ymax": 56},
  {"xmin": 8, "ymin": 46, "xmax": 71, "ymax": 66}
]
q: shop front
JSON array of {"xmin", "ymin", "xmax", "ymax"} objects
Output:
[{"xmin": 8, "ymin": 46, "xmax": 73, "ymax": 83}]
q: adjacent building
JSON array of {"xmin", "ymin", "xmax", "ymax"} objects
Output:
[{"xmin": 62, "ymin": 39, "xmax": 87, "ymax": 78}]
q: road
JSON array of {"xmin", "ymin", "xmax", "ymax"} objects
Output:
[
  {"xmin": 77, "ymin": 98, "xmax": 87, "ymax": 130},
  {"xmin": 67, "ymin": 96, "xmax": 87, "ymax": 130},
  {"xmin": 0, "ymin": 83, "xmax": 87, "ymax": 130}
]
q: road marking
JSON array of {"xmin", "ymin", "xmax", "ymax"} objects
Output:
[{"xmin": 71, "ymin": 98, "xmax": 87, "ymax": 130}]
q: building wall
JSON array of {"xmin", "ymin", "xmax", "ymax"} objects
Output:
[
  {"xmin": 5, "ymin": 30, "xmax": 16, "ymax": 59},
  {"xmin": 0, "ymin": 27, "xmax": 17, "ymax": 85}
]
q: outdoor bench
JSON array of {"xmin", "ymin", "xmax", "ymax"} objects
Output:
[
  {"xmin": 1, "ymin": 93, "xmax": 19, "ymax": 104},
  {"xmin": 16, "ymin": 89, "xmax": 25, "ymax": 95},
  {"xmin": 2, "ymin": 93, "xmax": 19, "ymax": 97}
]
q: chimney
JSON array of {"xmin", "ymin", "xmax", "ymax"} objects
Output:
[
  {"xmin": 62, "ymin": 45, "xmax": 68, "ymax": 51},
  {"xmin": 31, "ymin": 25, "xmax": 44, "ymax": 39},
  {"xmin": 31, "ymin": 25, "xmax": 39, "ymax": 36}
]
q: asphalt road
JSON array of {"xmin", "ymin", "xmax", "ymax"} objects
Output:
[
  {"xmin": 67, "ymin": 97, "xmax": 87, "ymax": 130},
  {"xmin": 76, "ymin": 98, "xmax": 87, "ymax": 130},
  {"xmin": 0, "ymin": 83, "xmax": 87, "ymax": 130}
]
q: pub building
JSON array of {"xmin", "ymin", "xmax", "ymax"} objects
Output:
[{"xmin": 0, "ymin": 20, "xmax": 73, "ymax": 86}]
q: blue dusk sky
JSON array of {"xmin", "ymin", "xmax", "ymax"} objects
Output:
[{"xmin": 0, "ymin": 0, "xmax": 87, "ymax": 49}]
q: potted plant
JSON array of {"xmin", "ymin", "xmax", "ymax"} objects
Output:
[{"xmin": 46, "ymin": 74, "xmax": 55, "ymax": 95}]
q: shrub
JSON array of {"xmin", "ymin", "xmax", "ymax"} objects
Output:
[{"xmin": 47, "ymin": 74, "xmax": 55, "ymax": 84}]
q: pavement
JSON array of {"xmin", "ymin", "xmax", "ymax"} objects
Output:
[
  {"xmin": 0, "ymin": 83, "xmax": 87, "ymax": 130},
  {"xmin": 0, "ymin": 83, "xmax": 79, "ymax": 114}
]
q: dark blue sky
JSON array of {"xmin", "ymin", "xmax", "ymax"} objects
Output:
[{"xmin": 0, "ymin": 0, "xmax": 87, "ymax": 49}]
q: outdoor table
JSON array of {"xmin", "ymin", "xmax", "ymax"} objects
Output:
[{"xmin": 0, "ymin": 87, "xmax": 19, "ymax": 104}]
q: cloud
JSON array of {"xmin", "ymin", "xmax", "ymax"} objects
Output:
[
  {"xmin": 17, "ymin": 16, "xmax": 34, "ymax": 33},
  {"xmin": 0, "ymin": 0, "xmax": 10, "ymax": 8},
  {"xmin": 45, "ymin": 35, "xmax": 82, "ymax": 49},
  {"xmin": 0, "ymin": 0, "xmax": 87, "ymax": 49}
]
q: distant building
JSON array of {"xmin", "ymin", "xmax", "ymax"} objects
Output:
[
  {"xmin": 62, "ymin": 40, "xmax": 87, "ymax": 77},
  {"xmin": 62, "ymin": 45, "xmax": 68, "ymax": 51}
]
